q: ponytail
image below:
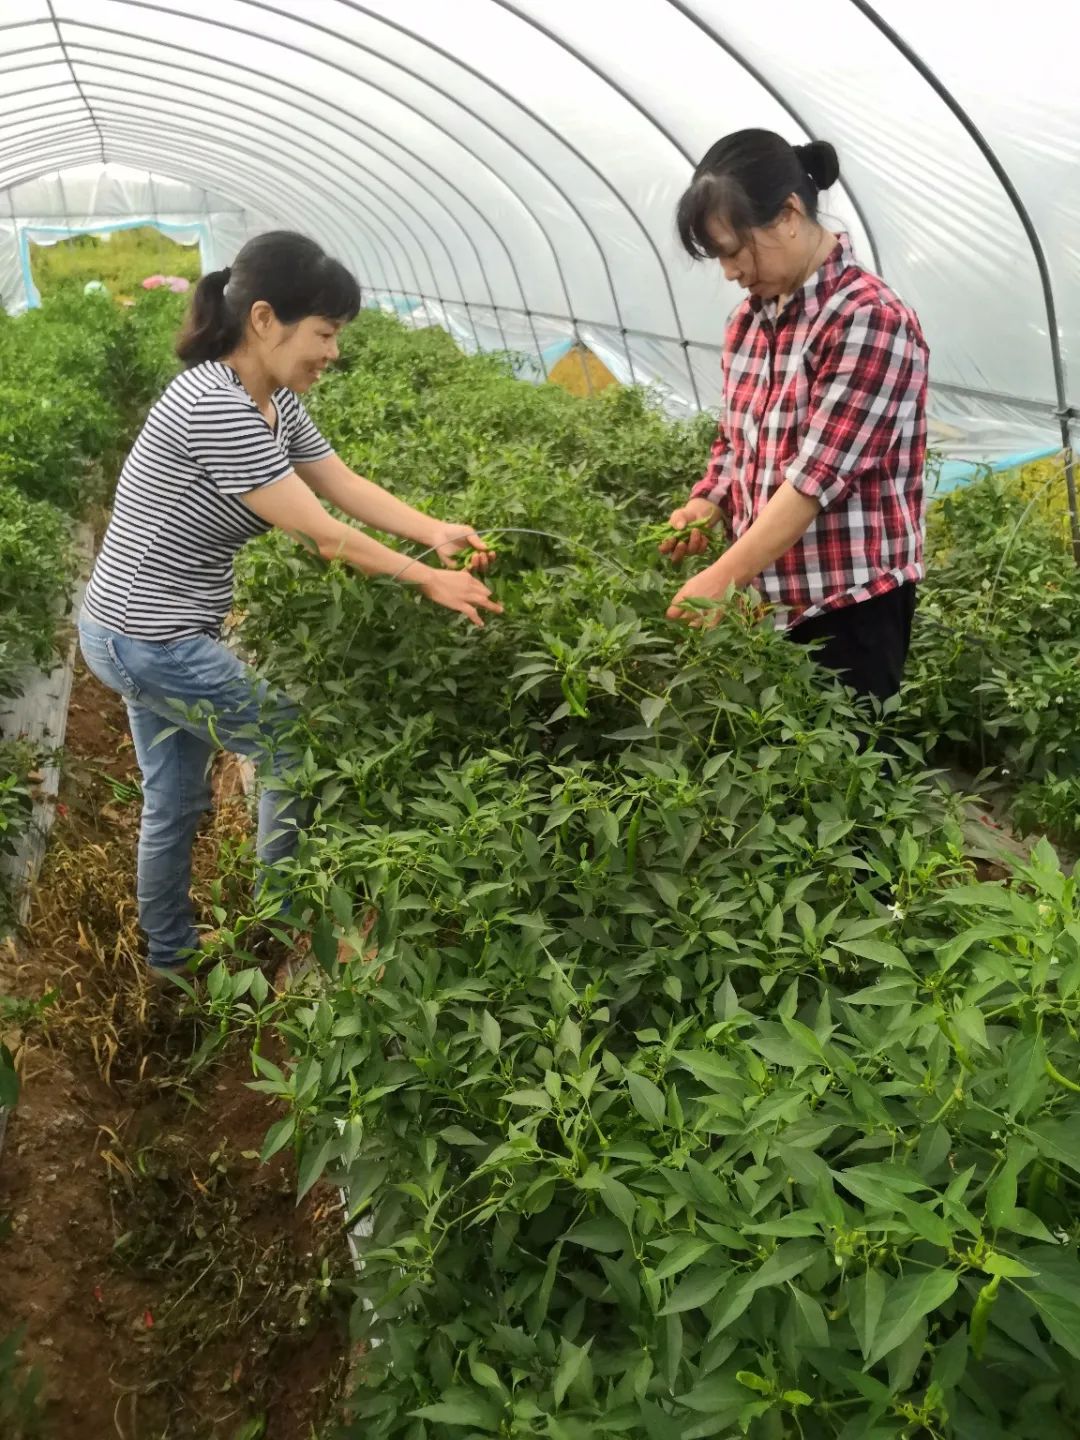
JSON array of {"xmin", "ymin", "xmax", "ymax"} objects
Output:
[
  {"xmin": 175, "ymin": 267, "xmax": 242, "ymax": 365},
  {"xmin": 174, "ymin": 233, "xmax": 361, "ymax": 369},
  {"xmin": 677, "ymin": 130, "xmax": 841, "ymax": 261}
]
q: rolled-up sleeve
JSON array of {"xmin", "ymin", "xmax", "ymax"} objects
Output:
[
  {"xmin": 691, "ymin": 415, "xmax": 736, "ymax": 514},
  {"xmin": 785, "ymin": 303, "xmax": 920, "ymax": 510}
]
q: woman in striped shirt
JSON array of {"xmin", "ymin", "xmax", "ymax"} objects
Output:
[
  {"xmin": 80, "ymin": 231, "xmax": 500, "ymax": 976},
  {"xmin": 663, "ymin": 130, "xmax": 928, "ymax": 703}
]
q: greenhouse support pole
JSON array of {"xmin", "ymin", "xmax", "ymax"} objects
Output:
[{"xmin": 849, "ymin": 0, "xmax": 1080, "ymax": 565}]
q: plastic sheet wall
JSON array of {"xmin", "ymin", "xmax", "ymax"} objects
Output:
[
  {"xmin": 0, "ymin": 162, "xmax": 272, "ymax": 312},
  {"xmin": 1, "ymin": 1, "xmax": 1076, "ymax": 467}
]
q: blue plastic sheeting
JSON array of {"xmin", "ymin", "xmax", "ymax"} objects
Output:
[
  {"xmin": 932, "ymin": 447, "xmax": 1060, "ymax": 496},
  {"xmin": 19, "ymin": 217, "xmax": 208, "ymax": 311},
  {"xmin": 366, "ymin": 295, "xmax": 423, "ymax": 316}
]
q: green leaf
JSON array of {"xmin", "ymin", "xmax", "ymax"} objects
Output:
[
  {"xmin": 410, "ymin": 1393, "xmax": 502, "ymax": 1429},
  {"xmin": 640, "ymin": 696, "xmax": 667, "ymax": 728},
  {"xmin": 627, "ymin": 1071, "xmax": 666, "ymax": 1128},
  {"xmin": 439, "ymin": 1125, "xmax": 484, "ymax": 1147},
  {"xmin": 260, "ymin": 1114, "xmax": 295, "ymax": 1163},
  {"xmin": 867, "ymin": 1270, "xmax": 959, "ymax": 1366},
  {"xmin": 505, "ymin": 1088, "xmax": 551, "ymax": 1108},
  {"xmin": 564, "ymin": 1216, "xmax": 630, "ymax": 1253},
  {"xmin": 659, "ymin": 1265, "xmax": 729, "ymax": 1315},
  {"xmin": 849, "ymin": 1267, "xmax": 886, "ymax": 1361},
  {"xmin": 296, "ymin": 1135, "xmax": 335, "ymax": 1202},
  {"xmin": 981, "ymin": 1253, "xmax": 1037, "ymax": 1279},
  {"xmin": 480, "ymin": 1009, "xmax": 502, "ymax": 1055},
  {"xmin": 835, "ymin": 937, "xmax": 910, "ymax": 969},
  {"xmin": 652, "ymin": 1237, "xmax": 716, "ymax": 1282},
  {"xmin": 791, "ymin": 1286, "xmax": 829, "ymax": 1347},
  {"xmin": 600, "ymin": 1174, "xmax": 637, "ymax": 1231},
  {"xmin": 1029, "ymin": 1291, "xmax": 1080, "ymax": 1361},
  {"xmin": 735, "ymin": 1371, "xmax": 771, "ymax": 1395},
  {"xmin": 553, "ymin": 1339, "xmax": 592, "ymax": 1407},
  {"xmin": 1006, "ymin": 1034, "xmax": 1048, "ymax": 1119},
  {"xmin": 648, "ymin": 872, "xmax": 681, "ymax": 910}
]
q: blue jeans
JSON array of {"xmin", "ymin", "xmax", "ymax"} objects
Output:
[{"xmin": 78, "ymin": 614, "xmax": 307, "ymax": 971}]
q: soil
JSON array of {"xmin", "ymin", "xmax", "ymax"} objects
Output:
[{"xmin": 0, "ymin": 662, "xmax": 352, "ymax": 1440}]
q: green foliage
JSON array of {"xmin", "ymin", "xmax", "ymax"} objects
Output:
[
  {"xmin": 0, "ymin": 292, "xmax": 130, "ymax": 511},
  {"xmin": 0, "ymin": 286, "xmax": 181, "ymax": 921},
  {"xmin": 208, "ymin": 313, "xmax": 1080, "ymax": 1437},
  {"xmin": 0, "ymin": 487, "xmax": 74, "ymax": 692},
  {"xmin": 906, "ymin": 464, "xmax": 1080, "ymax": 843}
]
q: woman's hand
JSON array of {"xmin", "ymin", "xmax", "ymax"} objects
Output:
[
  {"xmin": 429, "ymin": 522, "xmax": 494, "ymax": 572},
  {"xmin": 418, "ymin": 566, "xmax": 504, "ymax": 628},
  {"xmin": 658, "ymin": 498, "xmax": 720, "ymax": 564},
  {"xmin": 667, "ymin": 560, "xmax": 734, "ymax": 627}
]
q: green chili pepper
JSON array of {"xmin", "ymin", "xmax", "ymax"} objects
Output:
[
  {"xmin": 559, "ymin": 674, "xmax": 589, "ymax": 719},
  {"xmin": 1046, "ymin": 1057, "xmax": 1080, "ymax": 1093},
  {"xmin": 970, "ymin": 1273, "xmax": 1000, "ymax": 1359},
  {"xmin": 625, "ymin": 805, "xmax": 642, "ymax": 876}
]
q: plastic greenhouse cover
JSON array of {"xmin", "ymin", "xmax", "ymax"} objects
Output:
[{"xmin": 1, "ymin": 0, "xmax": 1077, "ymax": 469}]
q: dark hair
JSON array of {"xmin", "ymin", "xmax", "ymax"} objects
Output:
[
  {"xmin": 677, "ymin": 130, "xmax": 840, "ymax": 260},
  {"xmin": 176, "ymin": 231, "xmax": 362, "ymax": 365}
]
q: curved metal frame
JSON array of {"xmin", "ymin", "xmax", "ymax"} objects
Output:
[
  {"xmin": 0, "ymin": 148, "xmax": 107, "ymax": 197},
  {"xmin": 74, "ymin": 4, "xmax": 601, "ymax": 377},
  {"xmin": 44, "ymin": 0, "xmax": 104, "ymax": 165},
  {"xmin": 92, "ymin": 118, "xmax": 403, "ymax": 300},
  {"xmin": 487, "ymin": 0, "xmax": 708, "ymax": 406},
  {"xmin": 0, "ymin": 50, "xmax": 423, "ymax": 313},
  {"xmin": 63, "ymin": 19, "xmax": 563, "ymax": 371},
  {"xmin": 110, "ymin": 0, "xmax": 638, "ymax": 381},
  {"xmin": 334, "ymin": 0, "xmax": 692, "ymax": 385},
  {"xmin": 0, "ymin": 19, "xmax": 539, "ymax": 368},
  {"xmin": 849, "ymin": 0, "xmax": 1079, "ymax": 561},
  {"xmin": 88, "ymin": 91, "xmax": 447, "ymax": 325},
  {"xmin": 65, "ymin": 41, "xmax": 537, "ymax": 357},
  {"xmin": 76, "ymin": 68, "xmax": 487, "ymax": 348},
  {"xmin": 0, "ymin": 93, "xmax": 398, "ymax": 303}
]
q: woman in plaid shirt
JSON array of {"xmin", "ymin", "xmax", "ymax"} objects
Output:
[{"xmin": 663, "ymin": 130, "xmax": 928, "ymax": 702}]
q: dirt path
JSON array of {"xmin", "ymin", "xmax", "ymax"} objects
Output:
[{"xmin": 0, "ymin": 662, "xmax": 351, "ymax": 1440}]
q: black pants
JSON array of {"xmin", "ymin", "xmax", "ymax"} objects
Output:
[{"xmin": 788, "ymin": 584, "xmax": 917, "ymax": 701}]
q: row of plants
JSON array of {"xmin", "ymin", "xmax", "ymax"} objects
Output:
[
  {"xmin": 173, "ymin": 312, "xmax": 1080, "ymax": 1437},
  {"xmin": 0, "ymin": 276, "xmax": 192, "ymax": 1430},
  {"xmin": 0, "ymin": 286, "xmax": 184, "ymax": 927},
  {"xmin": 905, "ymin": 462, "xmax": 1080, "ymax": 844}
]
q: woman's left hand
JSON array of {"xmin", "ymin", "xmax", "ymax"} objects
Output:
[
  {"xmin": 667, "ymin": 561, "xmax": 734, "ymax": 627},
  {"xmin": 430, "ymin": 522, "xmax": 494, "ymax": 571}
]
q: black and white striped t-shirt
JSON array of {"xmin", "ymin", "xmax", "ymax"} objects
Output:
[{"xmin": 84, "ymin": 361, "xmax": 332, "ymax": 640}]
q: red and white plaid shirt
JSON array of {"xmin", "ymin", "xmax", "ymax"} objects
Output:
[{"xmin": 691, "ymin": 234, "xmax": 928, "ymax": 629}]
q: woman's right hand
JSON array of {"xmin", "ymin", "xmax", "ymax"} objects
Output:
[
  {"xmin": 418, "ymin": 566, "xmax": 504, "ymax": 628},
  {"xmin": 659, "ymin": 498, "xmax": 720, "ymax": 564}
]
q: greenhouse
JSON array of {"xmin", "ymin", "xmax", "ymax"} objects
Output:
[{"xmin": 2, "ymin": 3, "xmax": 1080, "ymax": 1437}]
